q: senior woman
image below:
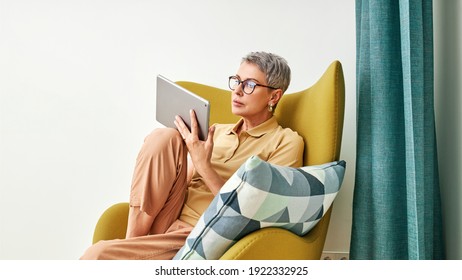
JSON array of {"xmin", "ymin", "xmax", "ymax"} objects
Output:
[{"xmin": 80, "ymin": 51, "xmax": 304, "ymax": 260}]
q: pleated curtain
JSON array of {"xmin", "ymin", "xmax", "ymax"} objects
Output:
[{"xmin": 350, "ymin": 0, "xmax": 445, "ymax": 259}]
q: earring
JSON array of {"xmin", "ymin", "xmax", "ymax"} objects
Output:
[{"xmin": 268, "ymin": 104, "xmax": 274, "ymax": 112}]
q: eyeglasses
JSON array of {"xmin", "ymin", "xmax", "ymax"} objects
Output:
[{"xmin": 228, "ymin": 76, "xmax": 278, "ymax": 95}]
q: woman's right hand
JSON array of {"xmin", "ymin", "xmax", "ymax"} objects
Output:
[{"xmin": 174, "ymin": 110, "xmax": 224, "ymax": 195}]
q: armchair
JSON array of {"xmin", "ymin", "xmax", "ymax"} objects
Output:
[{"xmin": 92, "ymin": 60, "xmax": 345, "ymax": 259}]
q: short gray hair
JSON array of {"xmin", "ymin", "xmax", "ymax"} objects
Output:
[{"xmin": 242, "ymin": 51, "xmax": 291, "ymax": 93}]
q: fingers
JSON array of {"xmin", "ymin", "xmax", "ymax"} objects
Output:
[
  {"xmin": 189, "ymin": 110, "xmax": 198, "ymax": 137},
  {"xmin": 174, "ymin": 115, "xmax": 188, "ymax": 139},
  {"xmin": 174, "ymin": 110, "xmax": 198, "ymax": 141},
  {"xmin": 206, "ymin": 125, "xmax": 215, "ymax": 147}
]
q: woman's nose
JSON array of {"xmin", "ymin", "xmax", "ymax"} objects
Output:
[{"xmin": 232, "ymin": 84, "xmax": 244, "ymax": 96}]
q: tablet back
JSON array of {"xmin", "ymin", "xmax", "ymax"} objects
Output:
[{"xmin": 156, "ymin": 75, "xmax": 210, "ymax": 141}]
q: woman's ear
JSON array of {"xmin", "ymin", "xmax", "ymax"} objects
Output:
[{"xmin": 270, "ymin": 89, "xmax": 283, "ymax": 104}]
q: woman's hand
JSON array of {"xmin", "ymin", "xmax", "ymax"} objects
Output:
[
  {"xmin": 174, "ymin": 110, "xmax": 225, "ymax": 194},
  {"xmin": 174, "ymin": 110, "xmax": 214, "ymax": 169}
]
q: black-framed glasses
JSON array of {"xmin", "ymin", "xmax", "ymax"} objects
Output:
[{"xmin": 228, "ymin": 76, "xmax": 278, "ymax": 95}]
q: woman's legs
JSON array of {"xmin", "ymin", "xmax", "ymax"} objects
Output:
[{"xmin": 126, "ymin": 128, "xmax": 188, "ymax": 238}]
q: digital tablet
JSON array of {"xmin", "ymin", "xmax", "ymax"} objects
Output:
[{"xmin": 156, "ymin": 75, "xmax": 210, "ymax": 141}]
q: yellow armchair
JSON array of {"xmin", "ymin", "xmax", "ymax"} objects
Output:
[{"xmin": 92, "ymin": 60, "xmax": 345, "ymax": 259}]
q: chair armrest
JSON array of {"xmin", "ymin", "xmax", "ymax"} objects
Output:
[{"xmin": 92, "ymin": 202, "xmax": 129, "ymax": 244}]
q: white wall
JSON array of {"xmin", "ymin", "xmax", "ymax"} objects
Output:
[
  {"xmin": 0, "ymin": 0, "xmax": 356, "ymax": 259},
  {"xmin": 434, "ymin": 0, "xmax": 462, "ymax": 260}
]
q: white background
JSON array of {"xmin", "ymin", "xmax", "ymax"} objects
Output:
[{"xmin": 1, "ymin": 0, "xmax": 460, "ymax": 260}]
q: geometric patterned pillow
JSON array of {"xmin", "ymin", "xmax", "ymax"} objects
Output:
[{"xmin": 173, "ymin": 155, "xmax": 346, "ymax": 260}]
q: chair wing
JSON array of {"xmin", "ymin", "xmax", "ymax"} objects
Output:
[{"xmin": 276, "ymin": 60, "xmax": 345, "ymax": 165}]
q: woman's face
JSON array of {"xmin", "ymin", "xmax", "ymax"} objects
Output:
[{"xmin": 231, "ymin": 61, "xmax": 278, "ymax": 124}]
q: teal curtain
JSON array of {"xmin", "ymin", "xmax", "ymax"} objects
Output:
[{"xmin": 350, "ymin": 0, "xmax": 445, "ymax": 259}]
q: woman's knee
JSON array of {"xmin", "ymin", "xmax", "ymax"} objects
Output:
[
  {"xmin": 144, "ymin": 128, "xmax": 183, "ymax": 149},
  {"xmin": 136, "ymin": 127, "xmax": 187, "ymax": 174}
]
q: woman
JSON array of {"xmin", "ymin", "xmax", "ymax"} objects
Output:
[{"xmin": 81, "ymin": 51, "xmax": 304, "ymax": 259}]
